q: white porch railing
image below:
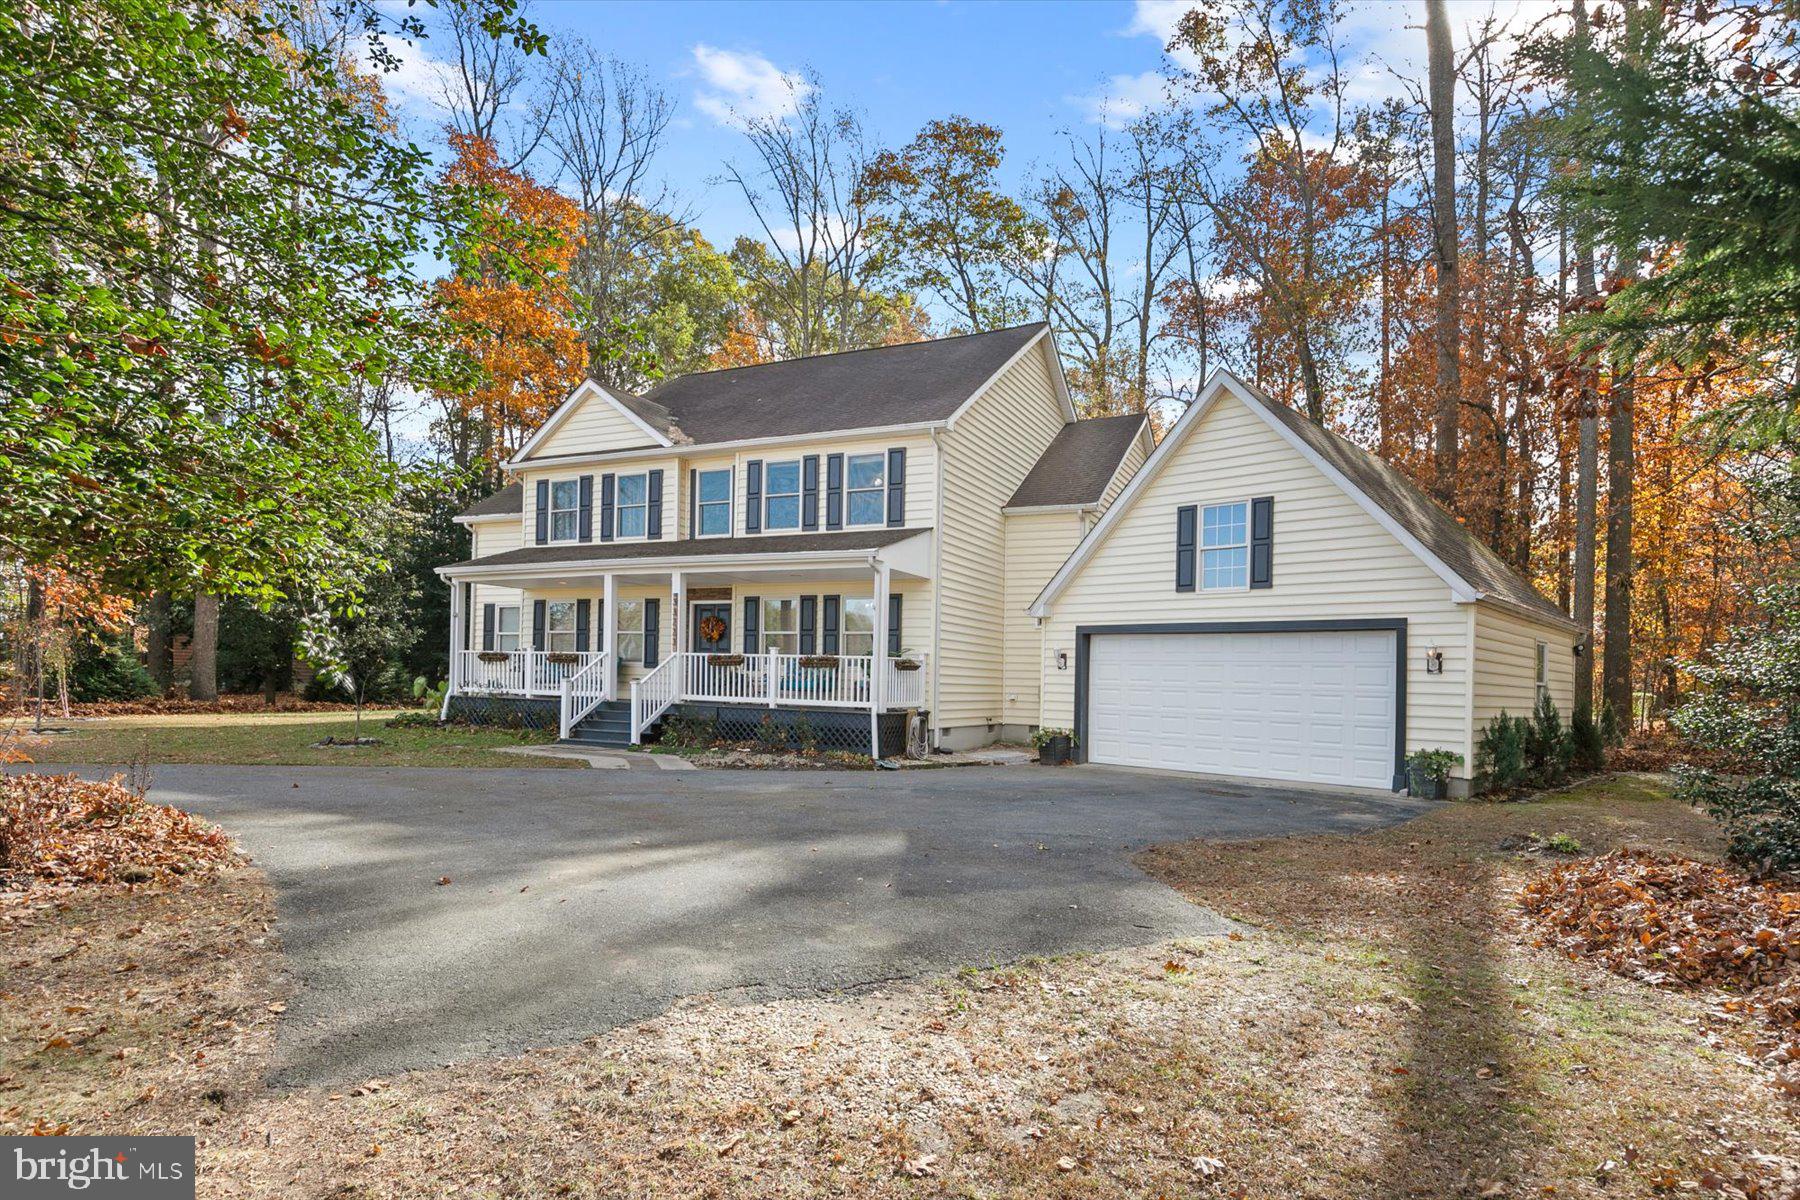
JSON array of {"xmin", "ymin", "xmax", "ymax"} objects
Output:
[
  {"xmin": 559, "ymin": 652, "xmax": 611, "ymax": 739},
  {"xmin": 668, "ymin": 652, "xmax": 929, "ymax": 710},
  {"xmin": 631, "ymin": 656, "xmax": 681, "ymax": 744},
  {"xmin": 453, "ymin": 649, "xmax": 606, "ymax": 698},
  {"xmin": 883, "ymin": 657, "xmax": 927, "ymax": 709}
]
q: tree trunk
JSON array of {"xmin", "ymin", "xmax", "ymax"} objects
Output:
[
  {"xmin": 1568, "ymin": 0, "xmax": 1600, "ymax": 715},
  {"xmin": 189, "ymin": 592, "xmax": 220, "ymax": 701},
  {"xmin": 1602, "ymin": 251, "xmax": 1639, "ymax": 732},
  {"xmin": 1426, "ymin": 0, "xmax": 1461, "ymax": 507},
  {"xmin": 144, "ymin": 591, "xmax": 174, "ymax": 695}
]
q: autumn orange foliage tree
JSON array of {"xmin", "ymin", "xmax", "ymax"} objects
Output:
[{"xmin": 433, "ymin": 133, "xmax": 588, "ymax": 480}]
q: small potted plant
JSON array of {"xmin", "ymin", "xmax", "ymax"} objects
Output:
[
  {"xmin": 1405, "ymin": 748, "xmax": 1463, "ymax": 800},
  {"xmin": 1032, "ymin": 727, "xmax": 1076, "ymax": 766},
  {"xmin": 892, "ymin": 647, "xmax": 922, "ymax": 671}
]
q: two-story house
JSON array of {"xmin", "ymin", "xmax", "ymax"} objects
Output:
[
  {"xmin": 436, "ymin": 323, "xmax": 1152, "ymax": 756},
  {"xmin": 439, "ymin": 325, "xmax": 1582, "ymax": 793}
]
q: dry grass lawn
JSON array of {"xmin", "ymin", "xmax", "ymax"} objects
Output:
[{"xmin": 4, "ymin": 774, "xmax": 1796, "ymax": 1198}]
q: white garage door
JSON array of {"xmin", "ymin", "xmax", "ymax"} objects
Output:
[{"xmin": 1086, "ymin": 629, "xmax": 1397, "ymax": 789}]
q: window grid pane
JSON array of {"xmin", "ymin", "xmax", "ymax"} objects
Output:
[
  {"xmin": 699, "ymin": 503, "xmax": 729, "ymax": 535},
  {"xmin": 697, "ymin": 470, "xmax": 731, "ymax": 503},
  {"xmin": 1202, "ymin": 546, "xmax": 1248, "ymax": 590},
  {"xmin": 765, "ymin": 495, "xmax": 800, "ymax": 529},
  {"xmin": 616, "ymin": 506, "xmax": 646, "ymax": 538}
]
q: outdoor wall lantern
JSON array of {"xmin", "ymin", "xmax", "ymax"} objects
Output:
[
  {"xmin": 1056, "ymin": 650, "xmax": 1069, "ymax": 671},
  {"xmin": 1424, "ymin": 646, "xmax": 1444, "ymax": 675}
]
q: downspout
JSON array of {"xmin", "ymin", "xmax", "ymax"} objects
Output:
[{"xmin": 928, "ymin": 426, "xmax": 945, "ymax": 750}]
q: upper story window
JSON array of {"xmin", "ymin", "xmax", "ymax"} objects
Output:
[
  {"xmin": 764, "ymin": 460, "xmax": 801, "ymax": 530},
  {"xmin": 549, "ymin": 480, "xmax": 580, "ymax": 542},
  {"xmin": 846, "ymin": 453, "xmax": 886, "ymax": 526},
  {"xmin": 616, "ymin": 472, "xmax": 649, "ymax": 538},
  {"xmin": 696, "ymin": 468, "xmax": 732, "ymax": 537},
  {"xmin": 1201, "ymin": 501, "xmax": 1249, "ymax": 590}
]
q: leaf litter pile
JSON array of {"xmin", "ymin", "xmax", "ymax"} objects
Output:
[
  {"xmin": 1520, "ymin": 849, "xmax": 1799, "ymax": 1095},
  {"xmin": 1, "ymin": 772, "xmax": 241, "ymax": 890}
]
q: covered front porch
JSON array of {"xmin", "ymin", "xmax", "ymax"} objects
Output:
[{"xmin": 436, "ymin": 530, "xmax": 933, "ymax": 753}]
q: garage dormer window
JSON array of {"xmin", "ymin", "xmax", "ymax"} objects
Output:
[
  {"xmin": 1201, "ymin": 502, "xmax": 1249, "ymax": 590},
  {"xmin": 764, "ymin": 460, "xmax": 801, "ymax": 530}
]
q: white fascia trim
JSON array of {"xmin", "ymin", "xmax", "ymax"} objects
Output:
[
  {"xmin": 503, "ymin": 420, "xmax": 946, "ymax": 473},
  {"xmin": 1472, "ymin": 592, "xmax": 1586, "ymax": 635},
  {"xmin": 1002, "ymin": 503, "xmax": 1098, "ymax": 516},
  {"xmin": 1028, "ymin": 370, "xmax": 1483, "ymax": 618},
  {"xmin": 451, "ymin": 512, "xmax": 519, "ymax": 527},
  {"xmin": 510, "ymin": 379, "xmax": 674, "ymax": 465},
  {"xmin": 943, "ymin": 327, "xmax": 1076, "ymax": 431},
  {"xmin": 435, "ymin": 535, "xmax": 934, "ymax": 583}
]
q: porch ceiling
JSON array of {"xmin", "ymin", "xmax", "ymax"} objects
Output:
[{"xmin": 438, "ymin": 527, "xmax": 933, "ymax": 588}]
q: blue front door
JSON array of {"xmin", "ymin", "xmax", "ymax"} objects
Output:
[{"xmin": 692, "ymin": 603, "xmax": 731, "ymax": 652}]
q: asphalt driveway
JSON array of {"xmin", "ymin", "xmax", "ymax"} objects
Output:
[{"xmin": 121, "ymin": 763, "xmax": 1431, "ymax": 1085}]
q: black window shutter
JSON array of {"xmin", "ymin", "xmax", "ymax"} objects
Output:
[
  {"xmin": 463, "ymin": 583, "xmax": 474, "ymax": 650},
  {"xmin": 799, "ymin": 595, "xmax": 817, "ymax": 654},
  {"xmin": 643, "ymin": 599, "xmax": 660, "ymax": 666},
  {"xmin": 886, "ymin": 448, "xmax": 906, "ymax": 527},
  {"xmin": 742, "ymin": 595, "xmax": 760, "ymax": 653},
  {"xmin": 482, "ymin": 603, "xmax": 496, "ymax": 651},
  {"xmin": 825, "ymin": 454, "xmax": 844, "ymax": 530},
  {"xmin": 1175, "ymin": 505, "xmax": 1197, "ymax": 592},
  {"xmin": 535, "ymin": 480, "xmax": 549, "ymax": 544},
  {"xmin": 647, "ymin": 469, "xmax": 664, "ymax": 540},
  {"xmin": 802, "ymin": 456, "xmax": 820, "ymax": 530},
  {"xmin": 745, "ymin": 460, "xmax": 763, "ymax": 533},
  {"xmin": 575, "ymin": 598, "xmax": 591, "ymax": 652},
  {"xmin": 887, "ymin": 594, "xmax": 903, "ymax": 656},
  {"xmin": 1250, "ymin": 496, "xmax": 1274, "ymax": 589},
  {"xmin": 822, "ymin": 595, "xmax": 840, "ymax": 653},
  {"xmin": 599, "ymin": 474, "xmax": 616, "ymax": 542},
  {"xmin": 578, "ymin": 475, "xmax": 594, "ymax": 542},
  {"xmin": 688, "ymin": 469, "xmax": 698, "ymax": 538},
  {"xmin": 531, "ymin": 599, "xmax": 547, "ymax": 651}
]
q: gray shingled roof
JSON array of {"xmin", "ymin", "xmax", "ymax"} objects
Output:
[
  {"xmin": 1007, "ymin": 414, "xmax": 1147, "ymax": 509},
  {"xmin": 444, "ymin": 527, "xmax": 927, "ymax": 572},
  {"xmin": 455, "ymin": 482, "xmax": 522, "ymax": 521},
  {"xmin": 525, "ymin": 324, "xmax": 1047, "ymax": 453},
  {"xmin": 1232, "ymin": 376, "xmax": 1575, "ymax": 628}
]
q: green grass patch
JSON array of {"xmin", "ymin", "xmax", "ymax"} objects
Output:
[{"xmin": 22, "ymin": 711, "xmax": 579, "ymax": 769}]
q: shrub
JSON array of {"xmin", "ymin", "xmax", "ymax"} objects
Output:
[
  {"xmin": 658, "ymin": 711, "xmax": 717, "ymax": 750},
  {"xmin": 1475, "ymin": 711, "xmax": 1529, "ymax": 793},
  {"xmin": 791, "ymin": 714, "xmax": 819, "ymax": 754},
  {"xmin": 753, "ymin": 714, "xmax": 787, "ymax": 752},
  {"xmin": 1405, "ymin": 747, "xmax": 1462, "ymax": 782},
  {"xmin": 1599, "ymin": 699, "xmax": 1623, "ymax": 747},
  {"xmin": 1569, "ymin": 704, "xmax": 1606, "ymax": 772},
  {"xmin": 68, "ymin": 636, "xmax": 158, "ymax": 702},
  {"xmin": 1525, "ymin": 694, "xmax": 1573, "ymax": 786}
]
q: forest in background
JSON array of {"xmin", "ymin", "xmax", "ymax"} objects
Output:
[{"xmin": 3, "ymin": 0, "xmax": 1797, "ymax": 741}]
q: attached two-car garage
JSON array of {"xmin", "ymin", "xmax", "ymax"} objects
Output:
[{"xmin": 1082, "ymin": 624, "xmax": 1403, "ymax": 791}]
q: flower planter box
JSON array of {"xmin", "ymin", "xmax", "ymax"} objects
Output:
[
  {"xmin": 707, "ymin": 654, "xmax": 746, "ymax": 668},
  {"xmin": 797, "ymin": 655, "xmax": 839, "ymax": 670},
  {"xmin": 892, "ymin": 658, "xmax": 922, "ymax": 671},
  {"xmin": 545, "ymin": 652, "xmax": 582, "ymax": 666},
  {"xmin": 1407, "ymin": 764, "xmax": 1448, "ymax": 800},
  {"xmin": 476, "ymin": 651, "xmax": 511, "ymax": 664},
  {"xmin": 1037, "ymin": 734, "xmax": 1072, "ymax": 766}
]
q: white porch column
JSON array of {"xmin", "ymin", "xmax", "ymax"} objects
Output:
[
  {"xmin": 870, "ymin": 561, "xmax": 890, "ymax": 759},
  {"xmin": 443, "ymin": 578, "xmax": 462, "ymax": 717},
  {"xmin": 671, "ymin": 570, "xmax": 686, "ymax": 656},
  {"xmin": 602, "ymin": 573, "xmax": 618, "ymax": 702}
]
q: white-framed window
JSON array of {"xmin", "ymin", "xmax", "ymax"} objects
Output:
[
  {"xmin": 846, "ymin": 453, "xmax": 886, "ymax": 526},
  {"xmin": 544, "ymin": 601, "xmax": 578, "ymax": 653},
  {"xmin": 549, "ymin": 479, "xmax": 581, "ymax": 542},
  {"xmin": 761, "ymin": 597, "xmax": 800, "ymax": 654},
  {"xmin": 1201, "ymin": 501, "xmax": 1249, "ymax": 590},
  {"xmin": 763, "ymin": 460, "xmax": 801, "ymax": 530},
  {"xmin": 842, "ymin": 597, "xmax": 876, "ymax": 656},
  {"xmin": 494, "ymin": 605, "xmax": 521, "ymax": 652},
  {"xmin": 617, "ymin": 598, "xmax": 646, "ymax": 662},
  {"xmin": 696, "ymin": 468, "xmax": 732, "ymax": 537},
  {"xmin": 615, "ymin": 472, "xmax": 648, "ymax": 539},
  {"xmin": 1535, "ymin": 641, "xmax": 1549, "ymax": 703}
]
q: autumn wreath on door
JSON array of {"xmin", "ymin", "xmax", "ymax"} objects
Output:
[{"xmin": 698, "ymin": 614, "xmax": 727, "ymax": 645}]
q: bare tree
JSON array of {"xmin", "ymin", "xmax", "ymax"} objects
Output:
[
  {"xmin": 723, "ymin": 75, "xmax": 879, "ymax": 359},
  {"xmin": 437, "ymin": 0, "xmax": 555, "ymax": 168},
  {"xmin": 1426, "ymin": 0, "xmax": 1461, "ymax": 504}
]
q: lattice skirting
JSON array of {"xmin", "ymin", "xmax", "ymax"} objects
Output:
[
  {"xmin": 669, "ymin": 704, "xmax": 920, "ymax": 757},
  {"xmin": 446, "ymin": 695, "xmax": 560, "ymax": 731}
]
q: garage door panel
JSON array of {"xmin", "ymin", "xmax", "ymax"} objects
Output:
[{"xmin": 1087, "ymin": 629, "xmax": 1396, "ymax": 789}]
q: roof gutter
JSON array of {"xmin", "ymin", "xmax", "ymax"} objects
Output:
[
  {"xmin": 434, "ymin": 542, "xmax": 924, "ymax": 582},
  {"xmin": 502, "ymin": 419, "xmax": 949, "ymax": 473}
]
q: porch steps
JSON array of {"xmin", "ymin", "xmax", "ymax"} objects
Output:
[{"xmin": 560, "ymin": 699, "xmax": 651, "ymax": 750}]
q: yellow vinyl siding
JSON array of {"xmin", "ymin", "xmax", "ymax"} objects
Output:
[
  {"xmin": 937, "ymin": 340, "xmax": 1069, "ymax": 731},
  {"xmin": 518, "ymin": 458, "xmax": 681, "ymax": 545},
  {"xmin": 1036, "ymin": 390, "xmax": 1473, "ymax": 773},
  {"xmin": 1002, "ymin": 510, "xmax": 1088, "ymax": 727},
  {"xmin": 526, "ymin": 390, "xmax": 663, "ymax": 458},
  {"xmin": 1472, "ymin": 602, "xmax": 1580, "ymax": 735},
  {"xmin": 468, "ymin": 521, "xmax": 523, "ymax": 627}
]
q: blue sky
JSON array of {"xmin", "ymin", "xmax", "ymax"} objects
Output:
[{"xmin": 378, "ymin": 0, "xmax": 1480, "ymax": 257}]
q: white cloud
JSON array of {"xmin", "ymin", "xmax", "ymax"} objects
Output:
[
  {"xmin": 1069, "ymin": 70, "xmax": 1171, "ymax": 129},
  {"xmin": 356, "ymin": 33, "xmax": 458, "ymax": 118},
  {"xmin": 690, "ymin": 44, "xmax": 811, "ymax": 127}
]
